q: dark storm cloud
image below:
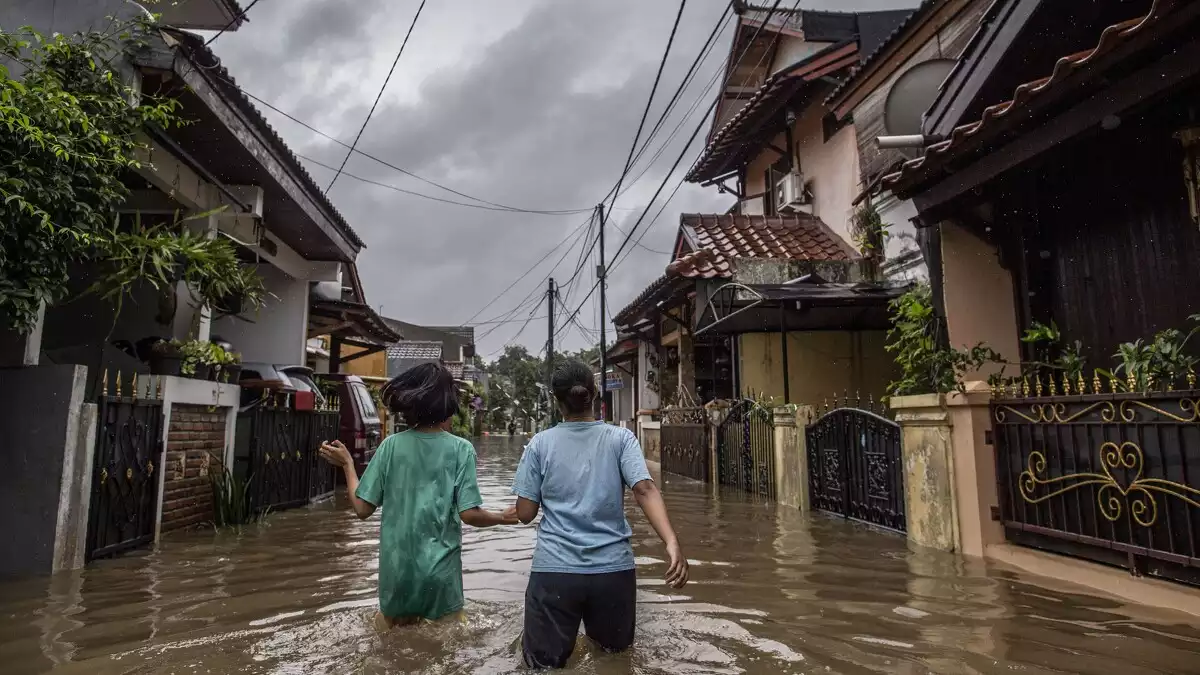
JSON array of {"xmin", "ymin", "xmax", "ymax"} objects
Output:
[{"xmin": 209, "ymin": 0, "xmax": 919, "ymax": 356}]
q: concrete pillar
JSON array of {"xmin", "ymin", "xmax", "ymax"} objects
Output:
[
  {"xmin": 891, "ymin": 393, "xmax": 960, "ymax": 552},
  {"xmin": 707, "ymin": 403, "xmax": 730, "ymax": 487},
  {"xmin": 0, "ymin": 301, "xmax": 46, "ymax": 367},
  {"xmin": 776, "ymin": 405, "xmax": 815, "ymax": 511},
  {"xmin": 891, "ymin": 382, "xmax": 1005, "ymax": 555},
  {"xmin": 940, "ymin": 222, "xmax": 1021, "ymax": 378},
  {"xmin": 639, "ymin": 419, "xmax": 661, "ymax": 466}
]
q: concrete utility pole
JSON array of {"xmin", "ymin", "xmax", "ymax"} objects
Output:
[
  {"xmin": 597, "ymin": 203, "xmax": 609, "ymax": 422},
  {"xmin": 546, "ymin": 277, "xmax": 555, "ymax": 426}
]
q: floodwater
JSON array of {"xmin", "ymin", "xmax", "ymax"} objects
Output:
[{"xmin": 2, "ymin": 437, "xmax": 1199, "ymax": 674}]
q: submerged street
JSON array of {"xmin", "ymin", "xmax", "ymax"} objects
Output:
[{"xmin": 2, "ymin": 436, "xmax": 1199, "ymax": 674}]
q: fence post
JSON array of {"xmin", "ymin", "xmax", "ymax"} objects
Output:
[
  {"xmin": 773, "ymin": 405, "xmax": 812, "ymax": 510},
  {"xmin": 891, "ymin": 392, "xmax": 960, "ymax": 553},
  {"xmin": 707, "ymin": 402, "xmax": 730, "ymax": 487}
]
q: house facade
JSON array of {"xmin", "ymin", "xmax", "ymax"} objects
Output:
[
  {"xmin": 615, "ymin": 5, "xmax": 914, "ymax": 440},
  {"xmin": 0, "ymin": 1, "xmax": 398, "ymax": 575},
  {"xmin": 878, "ymin": 0, "xmax": 1200, "ymax": 592}
]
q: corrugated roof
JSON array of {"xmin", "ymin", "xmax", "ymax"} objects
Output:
[
  {"xmin": 881, "ymin": 0, "xmax": 1184, "ymax": 196},
  {"xmin": 688, "ymin": 40, "xmax": 861, "ymax": 182},
  {"xmin": 164, "ymin": 29, "xmax": 366, "ymax": 250},
  {"xmin": 386, "ymin": 341, "xmax": 443, "ymax": 361},
  {"xmin": 824, "ymin": 1, "xmax": 934, "ymax": 108}
]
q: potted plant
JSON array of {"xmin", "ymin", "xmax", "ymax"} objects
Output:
[
  {"xmin": 179, "ymin": 339, "xmax": 212, "ymax": 379},
  {"xmin": 149, "ymin": 339, "xmax": 184, "ymax": 377},
  {"xmin": 210, "ymin": 344, "xmax": 243, "ymax": 383}
]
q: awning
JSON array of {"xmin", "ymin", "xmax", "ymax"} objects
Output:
[
  {"xmin": 695, "ymin": 277, "xmax": 912, "ymax": 335},
  {"xmin": 308, "ymin": 299, "xmax": 402, "ymax": 345}
]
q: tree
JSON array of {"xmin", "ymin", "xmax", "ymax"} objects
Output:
[{"xmin": 0, "ymin": 21, "xmax": 264, "ymax": 334}]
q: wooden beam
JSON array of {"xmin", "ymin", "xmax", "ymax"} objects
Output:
[
  {"xmin": 339, "ymin": 343, "xmax": 387, "ymax": 363},
  {"xmin": 912, "ymin": 37, "xmax": 1200, "ymax": 211}
]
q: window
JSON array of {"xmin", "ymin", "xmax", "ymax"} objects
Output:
[{"xmin": 352, "ymin": 383, "xmax": 378, "ymax": 421}]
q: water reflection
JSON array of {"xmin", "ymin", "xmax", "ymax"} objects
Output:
[{"xmin": 0, "ymin": 436, "xmax": 1197, "ymax": 674}]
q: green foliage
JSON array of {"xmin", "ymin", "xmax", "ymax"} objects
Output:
[
  {"xmin": 210, "ymin": 465, "xmax": 267, "ymax": 529},
  {"xmin": 1020, "ymin": 320, "xmax": 1085, "ymax": 381},
  {"xmin": 885, "ymin": 284, "xmax": 1001, "ymax": 396},
  {"xmin": 0, "ymin": 22, "xmax": 264, "ymax": 333},
  {"xmin": 851, "ymin": 202, "xmax": 887, "ymax": 254},
  {"xmin": 174, "ymin": 339, "xmax": 237, "ymax": 376},
  {"xmin": 1101, "ymin": 316, "xmax": 1200, "ymax": 391}
]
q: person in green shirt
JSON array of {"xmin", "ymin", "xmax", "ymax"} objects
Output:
[{"xmin": 320, "ymin": 363, "xmax": 518, "ymax": 628}]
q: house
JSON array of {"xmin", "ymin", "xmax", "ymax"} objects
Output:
[
  {"xmin": 615, "ymin": 5, "xmax": 914, "ymax": 437},
  {"xmin": 877, "ymin": 0, "xmax": 1200, "ymax": 590},
  {"xmin": 824, "ymin": 0, "xmax": 993, "ymax": 282},
  {"xmin": 0, "ymin": 1, "xmax": 398, "ymax": 575}
]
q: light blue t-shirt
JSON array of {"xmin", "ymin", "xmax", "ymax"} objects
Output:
[{"xmin": 511, "ymin": 421, "xmax": 653, "ymax": 574}]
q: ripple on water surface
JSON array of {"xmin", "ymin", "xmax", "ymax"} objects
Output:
[{"xmin": 0, "ymin": 436, "xmax": 1199, "ymax": 674}]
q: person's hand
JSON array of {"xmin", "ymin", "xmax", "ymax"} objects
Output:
[
  {"xmin": 319, "ymin": 440, "xmax": 353, "ymax": 469},
  {"xmin": 664, "ymin": 540, "xmax": 689, "ymax": 589},
  {"xmin": 500, "ymin": 504, "xmax": 521, "ymax": 525}
]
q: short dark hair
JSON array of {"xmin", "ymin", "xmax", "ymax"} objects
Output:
[
  {"xmin": 382, "ymin": 363, "xmax": 460, "ymax": 427},
  {"xmin": 551, "ymin": 359, "xmax": 595, "ymax": 415}
]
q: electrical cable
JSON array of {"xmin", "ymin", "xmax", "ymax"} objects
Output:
[
  {"xmin": 326, "ymin": 0, "xmax": 427, "ymax": 193},
  {"xmin": 204, "ymin": 0, "xmax": 263, "ymax": 46}
]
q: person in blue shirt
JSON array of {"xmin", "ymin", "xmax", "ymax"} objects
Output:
[{"xmin": 512, "ymin": 359, "xmax": 688, "ymax": 669}]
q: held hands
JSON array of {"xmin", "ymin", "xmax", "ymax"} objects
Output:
[
  {"xmin": 664, "ymin": 540, "xmax": 689, "ymax": 589},
  {"xmin": 318, "ymin": 440, "xmax": 354, "ymax": 469},
  {"xmin": 500, "ymin": 504, "xmax": 521, "ymax": 525}
]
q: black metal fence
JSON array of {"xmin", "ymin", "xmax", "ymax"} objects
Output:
[
  {"xmin": 87, "ymin": 373, "xmax": 164, "ymax": 561},
  {"xmin": 661, "ymin": 407, "xmax": 709, "ymax": 482},
  {"xmin": 239, "ymin": 397, "xmax": 340, "ymax": 513},
  {"xmin": 806, "ymin": 403, "xmax": 906, "ymax": 533},
  {"xmin": 716, "ymin": 400, "xmax": 775, "ymax": 498},
  {"xmin": 991, "ymin": 386, "xmax": 1200, "ymax": 586}
]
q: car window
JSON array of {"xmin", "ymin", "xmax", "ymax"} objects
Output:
[{"xmin": 352, "ymin": 384, "xmax": 378, "ymax": 421}]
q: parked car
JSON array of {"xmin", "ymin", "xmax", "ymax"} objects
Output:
[{"xmin": 314, "ymin": 373, "xmax": 383, "ymax": 475}]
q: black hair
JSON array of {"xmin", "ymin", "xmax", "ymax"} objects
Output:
[
  {"xmin": 381, "ymin": 362, "xmax": 460, "ymax": 428},
  {"xmin": 551, "ymin": 359, "xmax": 596, "ymax": 415}
]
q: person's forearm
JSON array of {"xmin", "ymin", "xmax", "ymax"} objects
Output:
[
  {"xmin": 341, "ymin": 464, "xmax": 374, "ymax": 519},
  {"xmin": 633, "ymin": 482, "xmax": 679, "ymax": 546},
  {"xmin": 460, "ymin": 507, "xmax": 510, "ymax": 528}
]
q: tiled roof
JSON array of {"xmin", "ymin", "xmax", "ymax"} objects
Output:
[
  {"xmin": 614, "ymin": 274, "xmax": 677, "ymax": 326},
  {"xmin": 386, "ymin": 341, "xmax": 443, "ymax": 361},
  {"xmin": 881, "ymin": 0, "xmax": 1184, "ymax": 196},
  {"xmin": 444, "ymin": 361, "xmax": 465, "ymax": 379},
  {"xmin": 680, "ymin": 213, "xmax": 858, "ymax": 274},
  {"xmin": 666, "ymin": 248, "xmax": 725, "ymax": 279},
  {"xmin": 688, "ymin": 40, "xmax": 860, "ymax": 182},
  {"xmin": 163, "ymin": 29, "xmax": 365, "ymax": 250},
  {"xmin": 824, "ymin": 1, "xmax": 934, "ymax": 109}
]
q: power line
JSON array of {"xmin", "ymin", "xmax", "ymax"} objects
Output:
[
  {"xmin": 326, "ymin": 0, "xmax": 427, "ymax": 193},
  {"xmin": 204, "ymin": 0, "xmax": 263, "ymax": 46},
  {"xmin": 207, "ymin": 73, "xmax": 594, "ymax": 215},
  {"xmin": 603, "ymin": 0, "xmax": 690, "ymax": 226}
]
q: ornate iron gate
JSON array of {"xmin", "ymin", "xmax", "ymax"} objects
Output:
[
  {"xmin": 87, "ymin": 373, "xmax": 164, "ymax": 561},
  {"xmin": 241, "ymin": 396, "xmax": 340, "ymax": 513},
  {"xmin": 661, "ymin": 407, "xmax": 709, "ymax": 482},
  {"xmin": 716, "ymin": 400, "xmax": 775, "ymax": 498},
  {"xmin": 806, "ymin": 404, "xmax": 905, "ymax": 533}
]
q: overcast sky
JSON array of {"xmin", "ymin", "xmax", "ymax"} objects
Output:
[{"xmin": 206, "ymin": 0, "xmax": 918, "ymax": 359}]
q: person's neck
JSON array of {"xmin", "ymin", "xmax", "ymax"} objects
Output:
[
  {"xmin": 561, "ymin": 414, "xmax": 594, "ymax": 423},
  {"xmin": 413, "ymin": 424, "xmax": 444, "ymax": 433}
]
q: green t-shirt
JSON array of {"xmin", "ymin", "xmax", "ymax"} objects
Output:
[{"xmin": 355, "ymin": 430, "xmax": 483, "ymax": 620}]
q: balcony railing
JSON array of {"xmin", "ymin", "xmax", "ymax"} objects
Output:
[{"xmin": 990, "ymin": 378, "xmax": 1200, "ymax": 586}]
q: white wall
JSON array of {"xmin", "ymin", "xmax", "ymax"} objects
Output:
[
  {"xmin": 637, "ymin": 341, "xmax": 660, "ymax": 411},
  {"xmin": 878, "ymin": 194, "xmax": 928, "ymax": 282},
  {"xmin": 211, "ymin": 264, "xmax": 309, "ymax": 366},
  {"xmin": 771, "ymin": 37, "xmax": 834, "ymax": 75}
]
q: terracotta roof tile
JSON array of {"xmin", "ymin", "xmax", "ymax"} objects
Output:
[
  {"xmin": 386, "ymin": 341, "xmax": 443, "ymax": 361},
  {"xmin": 881, "ymin": 0, "xmax": 1186, "ymax": 196},
  {"xmin": 676, "ymin": 212, "xmax": 857, "ymax": 277}
]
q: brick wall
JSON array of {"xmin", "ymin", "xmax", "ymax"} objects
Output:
[{"xmin": 161, "ymin": 404, "xmax": 227, "ymax": 533}]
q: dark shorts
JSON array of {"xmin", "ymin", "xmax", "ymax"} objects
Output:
[{"xmin": 522, "ymin": 569, "xmax": 637, "ymax": 669}]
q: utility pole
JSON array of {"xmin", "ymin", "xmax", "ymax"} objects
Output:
[
  {"xmin": 546, "ymin": 277, "xmax": 556, "ymax": 427},
  {"xmin": 597, "ymin": 203, "xmax": 609, "ymax": 422}
]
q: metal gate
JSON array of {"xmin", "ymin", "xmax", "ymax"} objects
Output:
[
  {"xmin": 661, "ymin": 407, "xmax": 709, "ymax": 482},
  {"xmin": 87, "ymin": 373, "xmax": 164, "ymax": 561},
  {"xmin": 806, "ymin": 405, "xmax": 905, "ymax": 532},
  {"xmin": 240, "ymin": 396, "xmax": 339, "ymax": 513},
  {"xmin": 716, "ymin": 400, "xmax": 775, "ymax": 498}
]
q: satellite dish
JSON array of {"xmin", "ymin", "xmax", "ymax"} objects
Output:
[{"xmin": 884, "ymin": 59, "xmax": 956, "ymax": 137}]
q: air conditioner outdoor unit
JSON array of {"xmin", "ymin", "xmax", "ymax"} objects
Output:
[{"xmin": 776, "ymin": 172, "xmax": 813, "ymax": 214}]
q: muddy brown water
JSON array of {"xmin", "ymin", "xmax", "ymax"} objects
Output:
[{"xmin": 1, "ymin": 436, "xmax": 1199, "ymax": 674}]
